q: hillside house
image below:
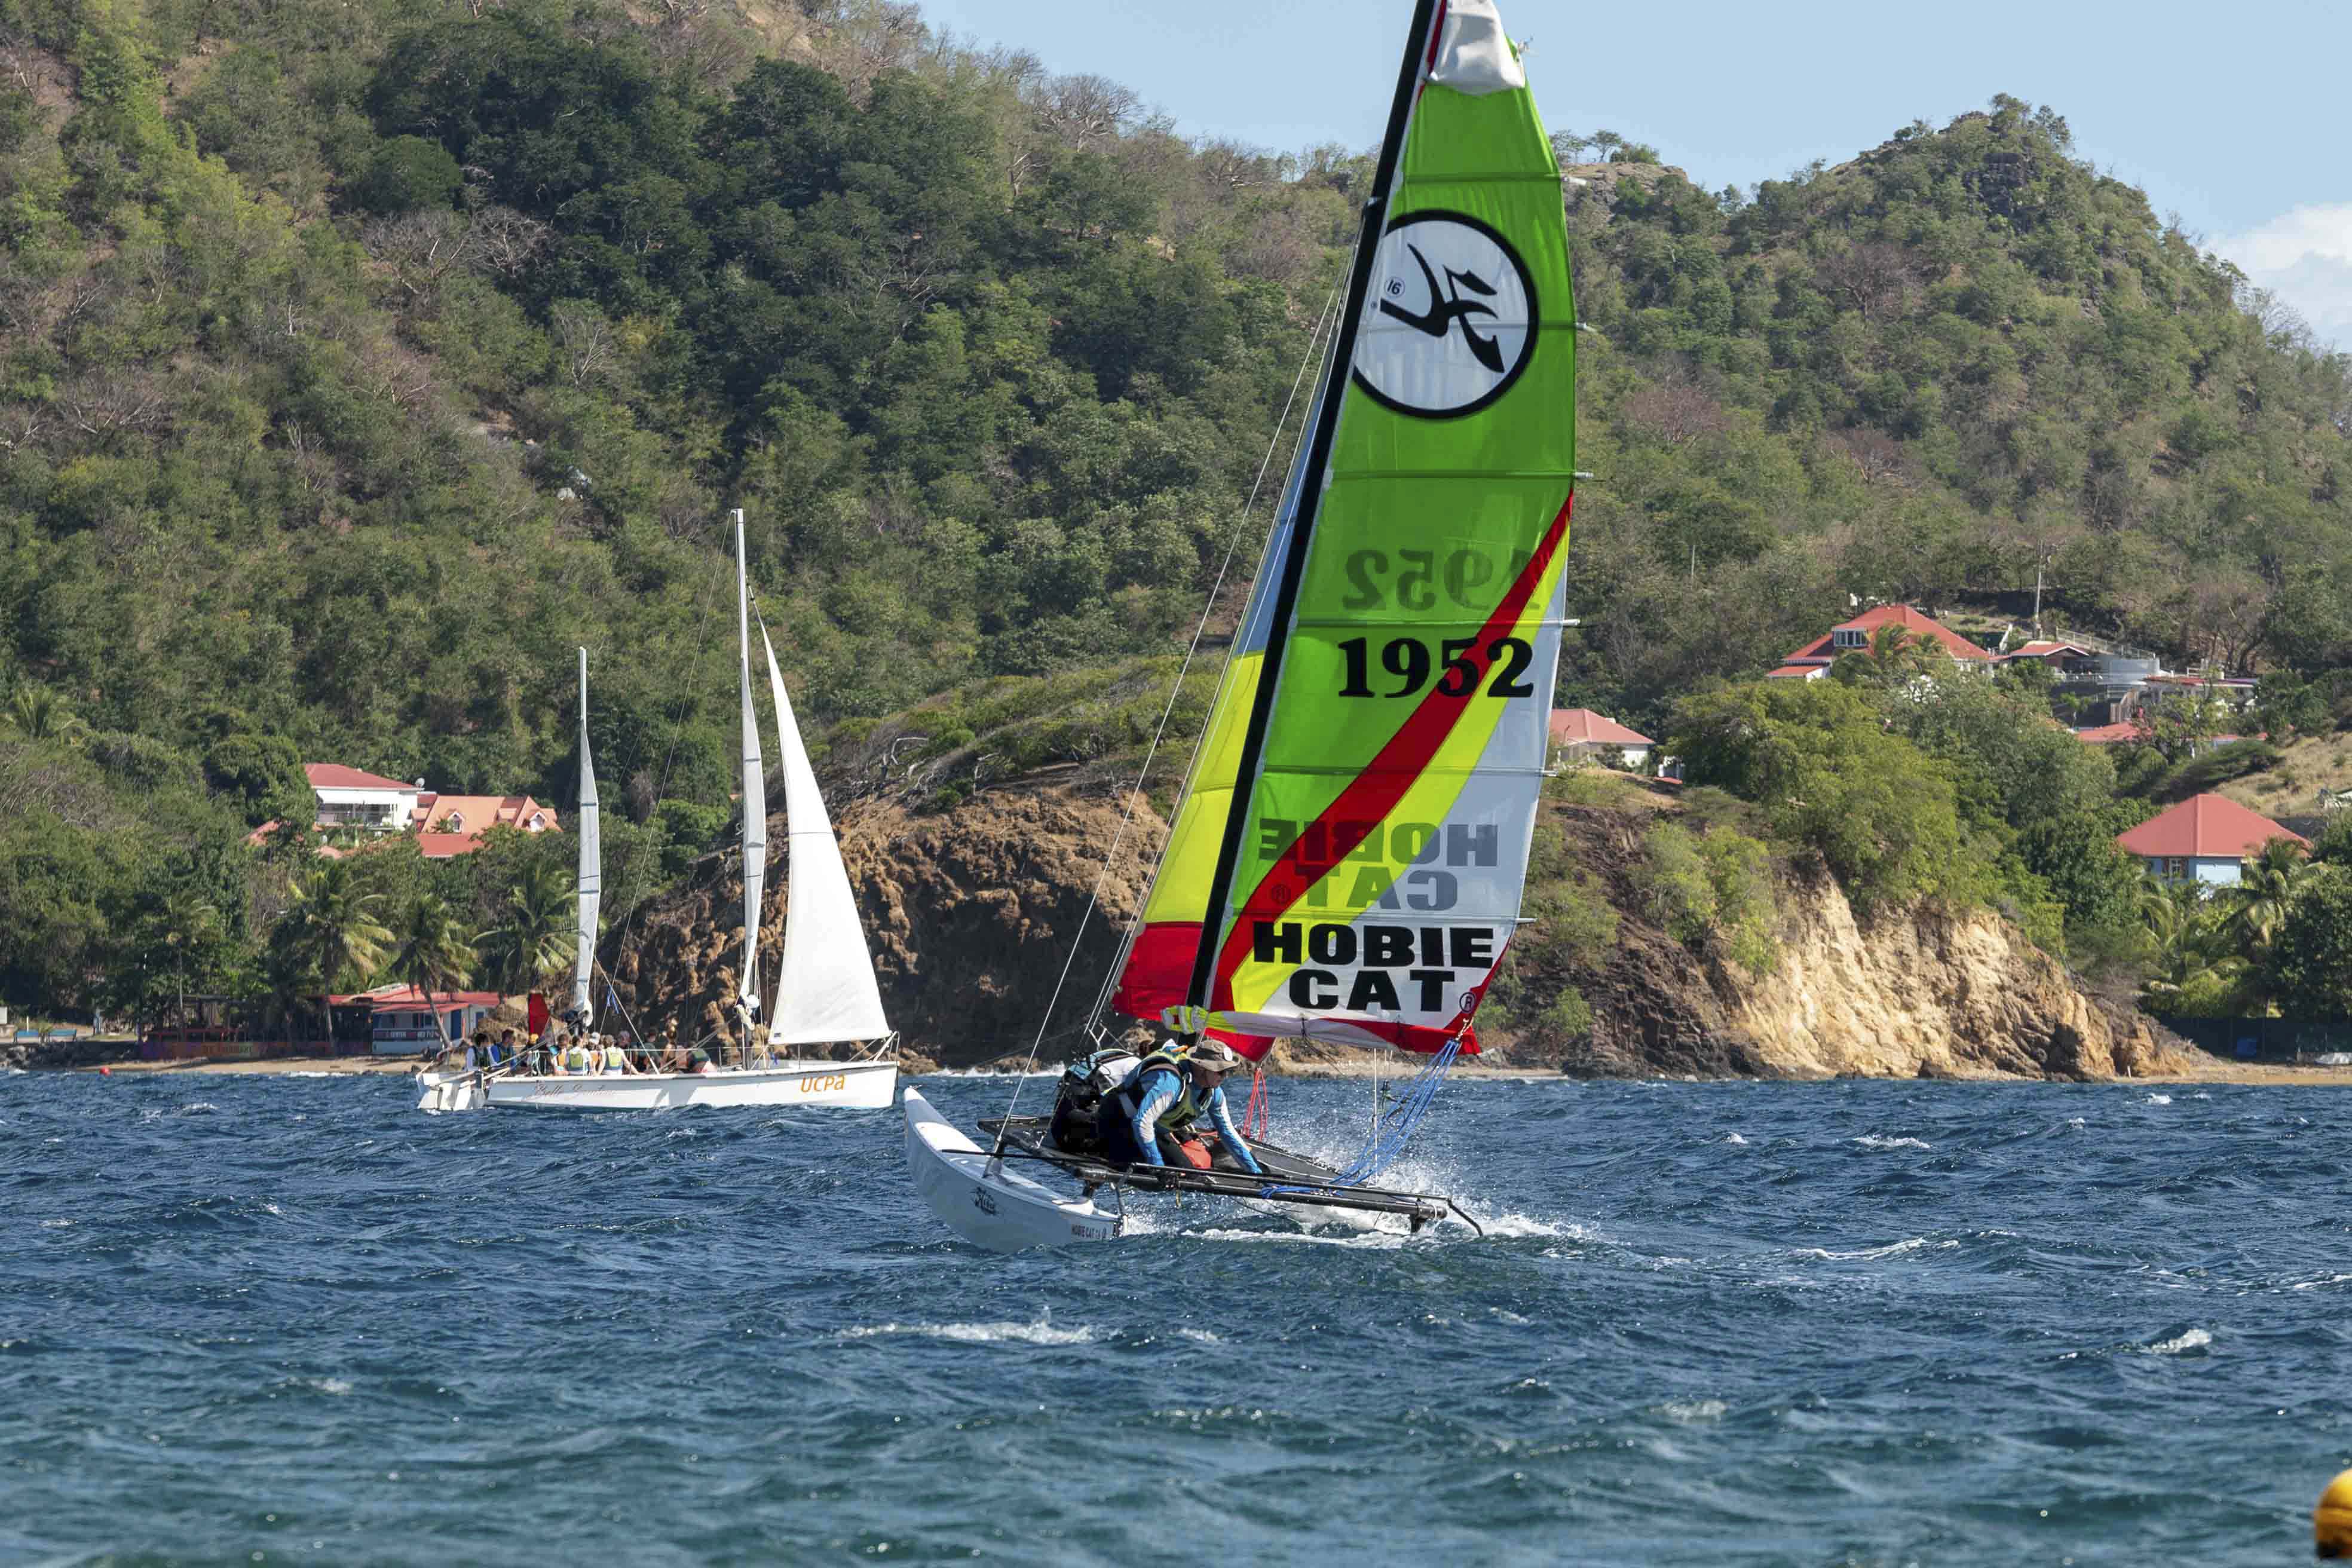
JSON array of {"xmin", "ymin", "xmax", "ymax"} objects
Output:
[
  {"xmin": 2115, "ymin": 794, "xmax": 2305, "ymax": 887},
  {"xmin": 1764, "ymin": 605, "xmax": 1993, "ymax": 681},
  {"xmin": 412, "ymin": 793, "xmax": 559, "ymax": 858},
  {"xmin": 304, "ymin": 764, "xmax": 421, "ymax": 832},
  {"xmin": 1549, "ymin": 708, "xmax": 1655, "ymax": 767}
]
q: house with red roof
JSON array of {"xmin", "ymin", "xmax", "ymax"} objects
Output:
[
  {"xmin": 1763, "ymin": 604, "xmax": 1993, "ymax": 681},
  {"xmin": 305, "ymin": 763, "xmax": 422, "ymax": 832},
  {"xmin": 1549, "ymin": 708, "xmax": 1656, "ymax": 767},
  {"xmin": 295, "ymin": 765, "xmax": 563, "ymax": 858},
  {"xmin": 327, "ymin": 982, "xmax": 507, "ymax": 1055},
  {"xmin": 410, "ymin": 793, "xmax": 560, "ymax": 857},
  {"xmin": 2115, "ymin": 794, "xmax": 2306, "ymax": 887},
  {"xmin": 1996, "ymin": 639, "xmax": 2096, "ymax": 664}
]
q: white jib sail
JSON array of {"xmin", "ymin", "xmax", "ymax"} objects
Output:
[
  {"xmin": 761, "ymin": 624, "xmax": 890, "ymax": 1046},
  {"xmin": 571, "ymin": 646, "xmax": 601, "ymax": 1020},
  {"xmin": 734, "ymin": 510, "xmax": 766, "ymax": 1010}
]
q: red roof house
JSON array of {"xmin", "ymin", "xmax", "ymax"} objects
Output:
[
  {"xmin": 304, "ymin": 763, "xmax": 415, "ymax": 791},
  {"xmin": 1548, "ymin": 709, "xmax": 1655, "ymax": 749},
  {"xmin": 412, "ymin": 794, "xmax": 559, "ymax": 838},
  {"xmin": 2115, "ymin": 794, "xmax": 2306, "ymax": 886},
  {"xmin": 1766, "ymin": 605, "xmax": 1992, "ymax": 678}
]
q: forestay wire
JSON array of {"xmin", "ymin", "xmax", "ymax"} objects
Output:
[{"xmin": 989, "ymin": 280, "xmax": 1344, "ymax": 1154}]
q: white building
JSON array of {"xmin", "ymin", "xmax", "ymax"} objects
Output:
[{"xmin": 304, "ymin": 764, "xmax": 421, "ymax": 833}]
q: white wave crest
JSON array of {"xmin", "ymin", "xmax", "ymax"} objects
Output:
[
  {"xmin": 2293, "ymin": 1274, "xmax": 2352, "ymax": 1291},
  {"xmin": 1660, "ymin": 1398, "xmax": 1728, "ymax": 1423},
  {"xmin": 1793, "ymin": 1237, "xmax": 1954, "ymax": 1261},
  {"xmin": 2146, "ymin": 1327, "xmax": 2213, "ymax": 1356},
  {"xmin": 1720, "ymin": 1132, "xmax": 1750, "ymax": 1145},
  {"xmin": 843, "ymin": 1317, "xmax": 1095, "ymax": 1346},
  {"xmin": 2143, "ymin": 1094, "xmax": 2172, "ymax": 1105},
  {"xmin": 1851, "ymin": 1134, "xmax": 1930, "ymax": 1150},
  {"xmin": 178, "ymin": 1101, "xmax": 219, "ymax": 1114}
]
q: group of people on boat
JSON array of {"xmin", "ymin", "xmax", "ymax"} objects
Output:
[{"xmin": 431, "ymin": 1018, "xmax": 762, "ymax": 1079}]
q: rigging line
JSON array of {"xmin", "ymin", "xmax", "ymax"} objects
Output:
[
  {"xmin": 1077, "ymin": 275, "xmax": 1347, "ymax": 1036},
  {"xmin": 989, "ymin": 277, "xmax": 1346, "ymax": 1154}
]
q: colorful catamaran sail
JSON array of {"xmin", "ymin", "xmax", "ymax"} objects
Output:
[{"xmin": 1111, "ymin": 0, "xmax": 1572, "ymax": 1059}]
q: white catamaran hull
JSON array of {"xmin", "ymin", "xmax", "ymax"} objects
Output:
[
  {"xmin": 905, "ymin": 1089, "xmax": 1118, "ymax": 1251},
  {"xmin": 480, "ymin": 1060, "xmax": 897, "ymax": 1111}
]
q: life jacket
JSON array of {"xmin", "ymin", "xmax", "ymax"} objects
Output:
[
  {"xmin": 602, "ymin": 1044, "xmax": 627, "ymax": 1072},
  {"xmin": 1119, "ymin": 1049, "xmax": 1209, "ymax": 1135},
  {"xmin": 563, "ymin": 1043, "xmax": 590, "ymax": 1071}
]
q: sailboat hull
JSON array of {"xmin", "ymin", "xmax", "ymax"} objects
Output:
[
  {"xmin": 482, "ymin": 1059, "xmax": 896, "ymax": 1111},
  {"xmin": 905, "ymin": 1089, "xmax": 1119, "ymax": 1250}
]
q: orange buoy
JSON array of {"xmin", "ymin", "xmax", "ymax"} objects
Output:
[
  {"xmin": 99, "ymin": 1066, "xmax": 111, "ymax": 1076},
  {"xmin": 2320, "ymin": 1468, "xmax": 2352, "ymax": 1558}
]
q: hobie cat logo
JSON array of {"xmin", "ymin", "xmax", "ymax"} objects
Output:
[{"xmin": 1353, "ymin": 211, "xmax": 1536, "ymax": 418}]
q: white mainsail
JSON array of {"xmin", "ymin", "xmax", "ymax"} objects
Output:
[
  {"xmin": 760, "ymin": 624, "xmax": 890, "ymax": 1046},
  {"xmin": 571, "ymin": 646, "xmax": 601, "ymax": 1020},
  {"xmin": 733, "ymin": 510, "xmax": 765, "ymax": 1013}
]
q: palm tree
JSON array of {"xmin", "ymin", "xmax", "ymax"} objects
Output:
[
  {"xmin": 5, "ymin": 685, "xmax": 88, "ymax": 744},
  {"xmin": 2138, "ymin": 877, "xmax": 2244, "ymax": 1006},
  {"xmin": 1867, "ymin": 623, "xmax": 1943, "ymax": 685},
  {"xmin": 476, "ymin": 858, "xmax": 577, "ymax": 996},
  {"xmin": 283, "ymin": 861, "xmax": 393, "ymax": 993},
  {"xmin": 157, "ymin": 893, "xmax": 223, "ymax": 1027},
  {"xmin": 390, "ymin": 893, "xmax": 477, "ymax": 1051},
  {"xmin": 2228, "ymin": 837, "xmax": 2307, "ymax": 955}
]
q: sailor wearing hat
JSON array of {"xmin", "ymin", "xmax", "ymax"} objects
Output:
[{"xmin": 1095, "ymin": 1036, "xmax": 1262, "ymax": 1175}]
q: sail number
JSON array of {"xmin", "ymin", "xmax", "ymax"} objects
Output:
[
  {"xmin": 1343, "ymin": 547, "xmax": 1530, "ymax": 611},
  {"xmin": 1337, "ymin": 636, "xmax": 1535, "ymax": 700},
  {"xmin": 798, "ymin": 1074, "xmax": 847, "ymax": 1094}
]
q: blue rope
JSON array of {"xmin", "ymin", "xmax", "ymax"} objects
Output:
[{"xmin": 1259, "ymin": 1034, "xmax": 1463, "ymax": 1195}]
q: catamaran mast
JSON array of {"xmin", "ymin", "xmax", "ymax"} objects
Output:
[
  {"xmin": 1182, "ymin": 0, "xmax": 1441, "ymax": 1021},
  {"xmin": 571, "ymin": 646, "xmax": 600, "ymax": 1022}
]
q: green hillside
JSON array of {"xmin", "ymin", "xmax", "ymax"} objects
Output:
[{"xmin": 4, "ymin": 0, "xmax": 2350, "ymax": 1022}]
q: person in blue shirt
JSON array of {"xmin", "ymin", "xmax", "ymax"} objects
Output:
[{"xmin": 1094, "ymin": 1037, "xmax": 1262, "ymax": 1175}]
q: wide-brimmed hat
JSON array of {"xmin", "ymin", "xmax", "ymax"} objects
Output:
[{"xmin": 1187, "ymin": 1039, "xmax": 1243, "ymax": 1073}]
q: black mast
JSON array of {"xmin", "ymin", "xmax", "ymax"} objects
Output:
[{"xmin": 1182, "ymin": 0, "xmax": 1441, "ymax": 1022}]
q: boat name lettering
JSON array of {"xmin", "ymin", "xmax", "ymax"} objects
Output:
[
  {"xmin": 1285, "ymin": 966, "xmax": 1454, "ymax": 1013},
  {"xmin": 1257, "ymin": 820, "xmax": 1497, "ymax": 870},
  {"xmin": 972, "ymin": 1185, "xmax": 998, "ymax": 1215},
  {"xmin": 799, "ymin": 1074, "xmax": 848, "ymax": 1094}
]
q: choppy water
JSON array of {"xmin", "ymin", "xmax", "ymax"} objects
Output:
[{"xmin": 3, "ymin": 1072, "xmax": 2348, "ymax": 1565}]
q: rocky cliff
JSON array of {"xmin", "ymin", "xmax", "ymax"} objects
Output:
[
  {"xmin": 607, "ymin": 782, "xmax": 2197, "ymax": 1080},
  {"xmin": 603, "ymin": 788, "xmax": 1161, "ymax": 1072}
]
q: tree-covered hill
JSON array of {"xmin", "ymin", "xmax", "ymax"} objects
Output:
[{"xmin": 3, "ymin": 0, "xmax": 2349, "ymax": 1021}]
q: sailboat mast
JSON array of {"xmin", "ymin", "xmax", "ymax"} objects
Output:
[
  {"xmin": 736, "ymin": 509, "xmax": 766, "ymax": 1016},
  {"xmin": 571, "ymin": 646, "xmax": 600, "ymax": 1022},
  {"xmin": 1182, "ymin": 0, "xmax": 1440, "ymax": 1019}
]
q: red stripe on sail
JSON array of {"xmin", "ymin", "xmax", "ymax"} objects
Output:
[
  {"xmin": 1210, "ymin": 493, "xmax": 1572, "ymax": 1024},
  {"xmin": 1110, "ymin": 921, "xmax": 1199, "ymax": 1021}
]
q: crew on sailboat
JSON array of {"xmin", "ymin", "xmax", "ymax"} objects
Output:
[{"xmin": 1097, "ymin": 1038, "xmax": 1263, "ymax": 1175}]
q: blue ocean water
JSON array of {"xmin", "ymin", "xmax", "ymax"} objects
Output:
[{"xmin": 2, "ymin": 1071, "xmax": 2347, "ymax": 1566}]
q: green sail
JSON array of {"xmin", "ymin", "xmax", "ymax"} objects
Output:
[{"xmin": 1191, "ymin": 0, "xmax": 1574, "ymax": 1054}]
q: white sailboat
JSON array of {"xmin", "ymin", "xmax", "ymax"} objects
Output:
[
  {"xmin": 420, "ymin": 522, "xmax": 898, "ymax": 1113},
  {"xmin": 486, "ymin": 513, "xmax": 896, "ymax": 1110}
]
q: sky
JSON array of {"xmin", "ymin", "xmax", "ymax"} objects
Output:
[{"xmin": 915, "ymin": 0, "xmax": 2352, "ymax": 347}]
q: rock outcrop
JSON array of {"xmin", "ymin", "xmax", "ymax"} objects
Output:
[
  {"xmin": 604, "ymin": 789, "xmax": 1162, "ymax": 1071},
  {"xmin": 608, "ymin": 783, "xmax": 2197, "ymax": 1081}
]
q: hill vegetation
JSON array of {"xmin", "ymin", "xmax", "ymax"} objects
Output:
[{"xmin": 2, "ymin": 0, "xmax": 2349, "ymax": 1030}]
